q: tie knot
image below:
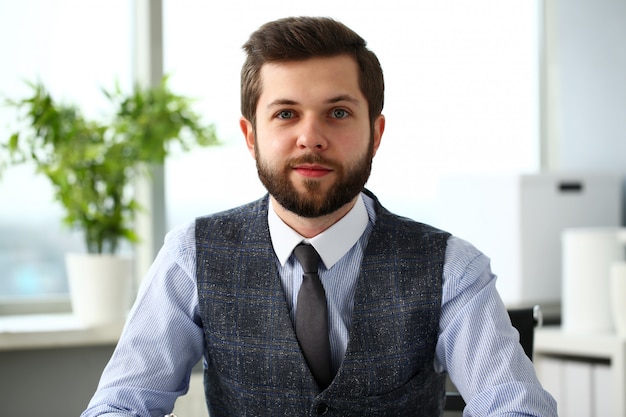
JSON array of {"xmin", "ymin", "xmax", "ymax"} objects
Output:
[{"xmin": 294, "ymin": 243, "xmax": 320, "ymax": 274}]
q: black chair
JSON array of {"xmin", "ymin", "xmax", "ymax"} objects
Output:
[{"xmin": 443, "ymin": 305, "xmax": 543, "ymax": 412}]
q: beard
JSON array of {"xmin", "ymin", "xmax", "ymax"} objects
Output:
[{"xmin": 254, "ymin": 139, "xmax": 374, "ymax": 218}]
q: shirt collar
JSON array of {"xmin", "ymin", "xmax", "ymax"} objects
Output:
[{"xmin": 268, "ymin": 193, "xmax": 369, "ymax": 269}]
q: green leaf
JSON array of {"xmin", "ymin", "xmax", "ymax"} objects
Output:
[
  {"xmin": 2, "ymin": 76, "xmax": 220, "ymax": 255},
  {"xmin": 8, "ymin": 133, "xmax": 19, "ymax": 151}
]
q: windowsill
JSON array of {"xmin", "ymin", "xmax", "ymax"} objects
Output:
[{"xmin": 0, "ymin": 313, "xmax": 124, "ymax": 351}]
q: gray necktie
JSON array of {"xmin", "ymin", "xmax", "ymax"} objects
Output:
[{"xmin": 294, "ymin": 243, "xmax": 334, "ymax": 389}]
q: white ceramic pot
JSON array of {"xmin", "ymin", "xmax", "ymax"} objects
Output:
[{"xmin": 66, "ymin": 253, "xmax": 133, "ymax": 326}]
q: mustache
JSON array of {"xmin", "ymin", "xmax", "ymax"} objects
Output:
[{"xmin": 287, "ymin": 153, "xmax": 340, "ymax": 169}]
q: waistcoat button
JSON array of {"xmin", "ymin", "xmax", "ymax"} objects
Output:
[{"xmin": 315, "ymin": 403, "xmax": 329, "ymax": 415}]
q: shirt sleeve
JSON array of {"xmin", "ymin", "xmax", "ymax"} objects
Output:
[
  {"xmin": 81, "ymin": 221, "xmax": 204, "ymax": 417},
  {"xmin": 437, "ymin": 236, "xmax": 558, "ymax": 416}
]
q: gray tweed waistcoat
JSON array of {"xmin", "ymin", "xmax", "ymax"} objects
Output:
[{"xmin": 195, "ymin": 192, "xmax": 450, "ymax": 416}]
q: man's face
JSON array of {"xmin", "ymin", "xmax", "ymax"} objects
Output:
[{"xmin": 241, "ymin": 54, "xmax": 385, "ymax": 218}]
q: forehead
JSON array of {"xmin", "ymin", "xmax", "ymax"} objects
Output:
[{"xmin": 257, "ymin": 55, "xmax": 363, "ymax": 102}]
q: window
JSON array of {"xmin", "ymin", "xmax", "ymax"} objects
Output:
[
  {"xmin": 0, "ymin": 0, "xmax": 540, "ymax": 308},
  {"xmin": 163, "ymin": 1, "xmax": 541, "ymax": 228},
  {"xmin": 0, "ymin": 1, "xmax": 132, "ymax": 306}
]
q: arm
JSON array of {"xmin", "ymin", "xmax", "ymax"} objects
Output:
[
  {"xmin": 81, "ymin": 222, "xmax": 204, "ymax": 417},
  {"xmin": 437, "ymin": 236, "xmax": 557, "ymax": 416}
]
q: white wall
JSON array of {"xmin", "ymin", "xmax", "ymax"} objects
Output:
[{"xmin": 544, "ymin": 0, "xmax": 626, "ymax": 173}]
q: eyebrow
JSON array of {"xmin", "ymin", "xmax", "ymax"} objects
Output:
[{"xmin": 266, "ymin": 94, "xmax": 362, "ymax": 109}]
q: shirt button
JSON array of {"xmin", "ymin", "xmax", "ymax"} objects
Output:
[{"xmin": 315, "ymin": 403, "xmax": 329, "ymax": 415}]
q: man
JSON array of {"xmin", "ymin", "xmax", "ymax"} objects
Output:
[{"xmin": 82, "ymin": 17, "xmax": 557, "ymax": 416}]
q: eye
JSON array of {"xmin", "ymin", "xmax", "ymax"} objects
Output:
[
  {"xmin": 276, "ymin": 110, "xmax": 294, "ymax": 119},
  {"xmin": 331, "ymin": 108, "xmax": 349, "ymax": 119}
]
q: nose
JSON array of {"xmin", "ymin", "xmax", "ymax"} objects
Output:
[{"xmin": 296, "ymin": 116, "xmax": 328, "ymax": 151}]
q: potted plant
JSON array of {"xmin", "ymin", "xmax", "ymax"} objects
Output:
[{"xmin": 0, "ymin": 77, "xmax": 218, "ymax": 325}]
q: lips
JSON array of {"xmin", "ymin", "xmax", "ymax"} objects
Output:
[{"xmin": 293, "ymin": 164, "xmax": 333, "ymax": 178}]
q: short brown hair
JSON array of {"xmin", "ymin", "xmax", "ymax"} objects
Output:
[{"xmin": 241, "ymin": 17, "xmax": 384, "ymax": 127}]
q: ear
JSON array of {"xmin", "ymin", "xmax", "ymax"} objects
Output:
[
  {"xmin": 371, "ymin": 114, "xmax": 385, "ymax": 157},
  {"xmin": 240, "ymin": 117, "xmax": 256, "ymax": 159}
]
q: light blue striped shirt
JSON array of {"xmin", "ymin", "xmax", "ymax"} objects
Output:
[{"xmin": 82, "ymin": 193, "xmax": 557, "ymax": 417}]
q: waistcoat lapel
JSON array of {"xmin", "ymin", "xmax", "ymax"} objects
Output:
[
  {"xmin": 317, "ymin": 202, "xmax": 447, "ymax": 416},
  {"xmin": 196, "ymin": 196, "xmax": 319, "ymax": 415}
]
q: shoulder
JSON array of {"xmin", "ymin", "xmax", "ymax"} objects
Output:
[
  {"xmin": 194, "ymin": 195, "xmax": 271, "ymax": 250},
  {"xmin": 444, "ymin": 236, "xmax": 491, "ymax": 275},
  {"xmin": 444, "ymin": 236, "xmax": 488, "ymax": 270},
  {"xmin": 196, "ymin": 195, "xmax": 268, "ymax": 228},
  {"xmin": 442, "ymin": 235, "xmax": 494, "ymax": 299},
  {"xmin": 160, "ymin": 220, "xmax": 197, "ymax": 267},
  {"xmin": 359, "ymin": 191, "xmax": 452, "ymax": 272},
  {"xmin": 162, "ymin": 195, "xmax": 268, "ymax": 254},
  {"xmin": 364, "ymin": 189, "xmax": 451, "ymax": 241}
]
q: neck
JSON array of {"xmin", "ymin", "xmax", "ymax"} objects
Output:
[{"xmin": 270, "ymin": 195, "xmax": 358, "ymax": 239}]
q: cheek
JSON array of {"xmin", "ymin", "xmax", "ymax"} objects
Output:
[
  {"xmin": 258, "ymin": 129, "xmax": 294, "ymax": 156},
  {"xmin": 338, "ymin": 130, "xmax": 371, "ymax": 155},
  {"xmin": 255, "ymin": 135, "xmax": 287, "ymax": 168}
]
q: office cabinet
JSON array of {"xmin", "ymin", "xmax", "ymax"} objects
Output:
[
  {"xmin": 534, "ymin": 327, "xmax": 626, "ymax": 416},
  {"xmin": 437, "ymin": 173, "xmax": 622, "ymax": 306}
]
